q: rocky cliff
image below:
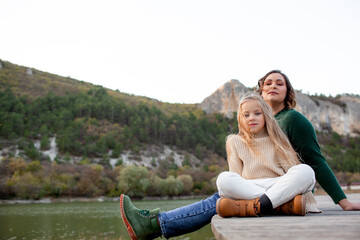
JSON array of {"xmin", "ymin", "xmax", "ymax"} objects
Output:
[
  {"xmin": 200, "ymin": 79, "xmax": 249, "ymax": 118},
  {"xmin": 200, "ymin": 79, "xmax": 360, "ymax": 136}
]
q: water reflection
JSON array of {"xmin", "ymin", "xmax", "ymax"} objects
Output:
[{"xmin": 0, "ymin": 199, "xmax": 215, "ymax": 240}]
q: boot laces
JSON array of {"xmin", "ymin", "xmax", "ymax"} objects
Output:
[{"xmin": 138, "ymin": 209, "xmax": 150, "ymax": 216}]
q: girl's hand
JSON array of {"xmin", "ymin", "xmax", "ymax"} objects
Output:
[{"xmin": 338, "ymin": 198, "xmax": 360, "ymax": 211}]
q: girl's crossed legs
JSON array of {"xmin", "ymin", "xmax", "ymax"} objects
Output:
[{"xmin": 216, "ymin": 164, "xmax": 315, "ymax": 208}]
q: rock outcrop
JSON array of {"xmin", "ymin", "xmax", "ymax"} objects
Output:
[
  {"xmin": 200, "ymin": 79, "xmax": 360, "ymax": 136},
  {"xmin": 200, "ymin": 79, "xmax": 249, "ymax": 118}
]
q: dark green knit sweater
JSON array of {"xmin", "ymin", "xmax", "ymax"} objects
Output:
[{"xmin": 275, "ymin": 108, "xmax": 346, "ymax": 204}]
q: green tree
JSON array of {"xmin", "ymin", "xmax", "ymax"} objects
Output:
[
  {"xmin": 177, "ymin": 174, "xmax": 194, "ymax": 195},
  {"xmin": 24, "ymin": 142, "xmax": 41, "ymax": 160},
  {"xmin": 40, "ymin": 135, "xmax": 50, "ymax": 150},
  {"xmin": 26, "ymin": 161, "xmax": 43, "ymax": 173},
  {"xmin": 6, "ymin": 172, "xmax": 45, "ymax": 199},
  {"xmin": 118, "ymin": 165, "xmax": 149, "ymax": 198},
  {"xmin": 164, "ymin": 175, "xmax": 183, "ymax": 196}
]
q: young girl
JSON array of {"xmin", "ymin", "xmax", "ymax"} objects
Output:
[{"xmin": 216, "ymin": 92, "xmax": 319, "ymax": 217}]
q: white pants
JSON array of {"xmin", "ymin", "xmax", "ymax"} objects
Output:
[{"xmin": 216, "ymin": 164, "xmax": 316, "ymax": 208}]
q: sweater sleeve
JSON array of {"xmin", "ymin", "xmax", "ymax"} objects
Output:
[
  {"xmin": 226, "ymin": 135, "xmax": 243, "ymax": 174},
  {"xmin": 284, "ymin": 110, "xmax": 346, "ymax": 204}
]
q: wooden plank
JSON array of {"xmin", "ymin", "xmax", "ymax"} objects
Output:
[{"xmin": 211, "ymin": 193, "xmax": 360, "ymax": 240}]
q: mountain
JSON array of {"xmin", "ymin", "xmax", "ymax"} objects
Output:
[
  {"xmin": 0, "ymin": 59, "xmax": 228, "ymax": 170},
  {"xmin": 0, "ymin": 59, "xmax": 200, "ymax": 116},
  {"xmin": 201, "ymin": 79, "xmax": 360, "ymax": 136},
  {"xmin": 200, "ymin": 79, "xmax": 249, "ymax": 118}
]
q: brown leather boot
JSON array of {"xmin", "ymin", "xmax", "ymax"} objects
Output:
[
  {"xmin": 216, "ymin": 197, "xmax": 260, "ymax": 217},
  {"xmin": 275, "ymin": 194, "xmax": 306, "ymax": 216}
]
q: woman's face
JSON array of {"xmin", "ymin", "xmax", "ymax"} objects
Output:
[
  {"xmin": 240, "ymin": 100, "xmax": 266, "ymax": 137},
  {"xmin": 261, "ymin": 73, "xmax": 287, "ymax": 106}
]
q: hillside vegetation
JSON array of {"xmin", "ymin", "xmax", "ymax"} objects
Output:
[
  {"xmin": 0, "ymin": 60, "xmax": 359, "ymax": 200},
  {"xmin": 0, "ymin": 60, "xmax": 231, "ymax": 199}
]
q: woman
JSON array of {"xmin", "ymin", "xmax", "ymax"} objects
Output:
[
  {"xmin": 120, "ymin": 70, "xmax": 360, "ymax": 240},
  {"xmin": 216, "ymin": 92, "xmax": 318, "ymax": 217},
  {"xmin": 257, "ymin": 70, "xmax": 360, "ymax": 210}
]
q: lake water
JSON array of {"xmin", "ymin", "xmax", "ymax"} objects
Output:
[{"xmin": 0, "ymin": 198, "xmax": 215, "ymax": 240}]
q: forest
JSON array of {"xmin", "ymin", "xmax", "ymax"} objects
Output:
[{"xmin": 0, "ymin": 87, "xmax": 232, "ymax": 199}]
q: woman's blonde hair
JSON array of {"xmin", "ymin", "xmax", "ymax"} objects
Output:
[{"xmin": 234, "ymin": 92, "xmax": 300, "ymax": 166}]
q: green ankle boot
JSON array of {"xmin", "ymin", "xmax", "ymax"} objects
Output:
[{"xmin": 120, "ymin": 194, "xmax": 161, "ymax": 240}]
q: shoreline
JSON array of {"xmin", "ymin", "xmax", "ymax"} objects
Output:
[
  {"xmin": 1, "ymin": 189, "xmax": 359, "ymax": 205},
  {"xmin": 0, "ymin": 195, "xmax": 208, "ymax": 205},
  {"xmin": 0, "ymin": 196, "xmax": 116, "ymax": 205}
]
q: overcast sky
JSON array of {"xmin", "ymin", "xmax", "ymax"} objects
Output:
[{"xmin": 1, "ymin": 0, "xmax": 359, "ymax": 103}]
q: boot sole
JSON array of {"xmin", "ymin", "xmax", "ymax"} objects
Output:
[
  {"xmin": 299, "ymin": 194, "xmax": 306, "ymax": 216},
  {"xmin": 120, "ymin": 194, "xmax": 138, "ymax": 240},
  {"xmin": 292, "ymin": 194, "xmax": 306, "ymax": 216},
  {"xmin": 216, "ymin": 198, "xmax": 224, "ymax": 217}
]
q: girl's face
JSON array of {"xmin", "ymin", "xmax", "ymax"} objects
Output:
[
  {"xmin": 241, "ymin": 100, "xmax": 267, "ymax": 137},
  {"xmin": 261, "ymin": 73, "xmax": 287, "ymax": 106}
]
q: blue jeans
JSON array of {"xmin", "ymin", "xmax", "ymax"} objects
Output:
[{"xmin": 158, "ymin": 193, "xmax": 220, "ymax": 239}]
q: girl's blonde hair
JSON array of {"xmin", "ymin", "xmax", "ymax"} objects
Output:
[{"xmin": 233, "ymin": 92, "xmax": 300, "ymax": 166}]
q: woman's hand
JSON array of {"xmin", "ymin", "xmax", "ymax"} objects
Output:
[{"xmin": 338, "ymin": 198, "xmax": 360, "ymax": 210}]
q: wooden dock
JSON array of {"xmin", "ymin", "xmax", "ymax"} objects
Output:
[{"xmin": 211, "ymin": 193, "xmax": 360, "ymax": 240}]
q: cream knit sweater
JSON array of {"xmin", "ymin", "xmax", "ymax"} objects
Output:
[
  {"xmin": 226, "ymin": 134, "xmax": 293, "ymax": 179},
  {"xmin": 226, "ymin": 134, "xmax": 321, "ymax": 213}
]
